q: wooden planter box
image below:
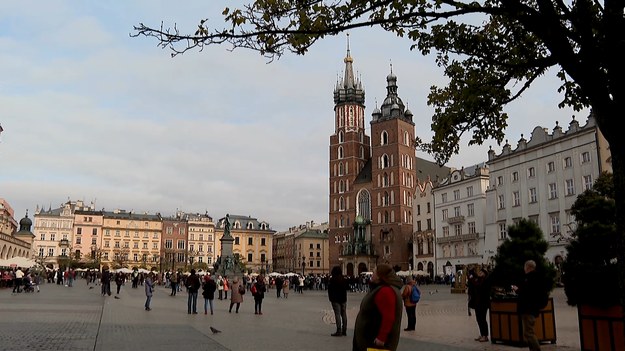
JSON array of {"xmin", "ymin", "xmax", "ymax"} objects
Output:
[
  {"xmin": 578, "ymin": 304, "xmax": 625, "ymax": 351},
  {"xmin": 489, "ymin": 298, "xmax": 556, "ymax": 346}
]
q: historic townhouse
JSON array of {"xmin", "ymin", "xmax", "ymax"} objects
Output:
[
  {"xmin": 73, "ymin": 206, "xmax": 103, "ymax": 266},
  {"xmin": 273, "ymin": 221, "xmax": 328, "ymax": 274},
  {"xmin": 433, "ymin": 165, "xmax": 490, "ymax": 276},
  {"xmin": 485, "ymin": 114, "xmax": 611, "ymax": 276},
  {"xmin": 161, "ymin": 215, "xmax": 188, "ymax": 272},
  {"xmin": 184, "ymin": 212, "xmax": 216, "ymax": 269},
  {"xmin": 101, "ymin": 210, "xmax": 162, "ymax": 269},
  {"xmin": 32, "ymin": 200, "xmax": 81, "ymax": 268},
  {"xmin": 215, "ymin": 214, "xmax": 274, "ymax": 274}
]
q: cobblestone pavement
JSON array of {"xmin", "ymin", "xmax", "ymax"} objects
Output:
[{"xmin": 0, "ymin": 280, "xmax": 580, "ymax": 351}]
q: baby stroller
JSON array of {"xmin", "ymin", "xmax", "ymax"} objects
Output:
[{"xmin": 23, "ymin": 279, "xmax": 35, "ymax": 293}]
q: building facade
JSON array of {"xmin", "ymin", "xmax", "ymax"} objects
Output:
[
  {"xmin": 32, "ymin": 200, "xmax": 81, "ymax": 268},
  {"xmin": 485, "ymin": 115, "xmax": 612, "ymax": 274}
]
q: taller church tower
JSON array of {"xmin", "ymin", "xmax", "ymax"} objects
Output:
[{"xmin": 328, "ymin": 42, "xmax": 370, "ymax": 269}]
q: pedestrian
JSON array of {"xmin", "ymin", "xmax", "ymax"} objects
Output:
[
  {"xmin": 352, "ymin": 263, "xmax": 403, "ymax": 351},
  {"xmin": 131, "ymin": 269, "xmax": 139, "ymax": 288},
  {"xmin": 186, "ymin": 269, "xmax": 201, "ymax": 314},
  {"xmin": 12, "ymin": 267, "xmax": 23, "ymax": 293},
  {"xmin": 252, "ymin": 274, "xmax": 267, "ymax": 315},
  {"xmin": 512, "ymin": 260, "xmax": 543, "ymax": 351},
  {"xmin": 68, "ymin": 269, "xmax": 74, "ymax": 287},
  {"xmin": 170, "ymin": 270, "xmax": 179, "ymax": 296},
  {"xmin": 101, "ymin": 266, "xmax": 111, "ymax": 296},
  {"xmin": 223, "ymin": 276, "xmax": 230, "ymax": 300},
  {"xmin": 400, "ymin": 277, "xmax": 419, "ymax": 331},
  {"xmin": 468, "ymin": 268, "xmax": 491, "ymax": 342},
  {"xmin": 202, "ymin": 274, "xmax": 217, "ymax": 315},
  {"xmin": 328, "ymin": 266, "xmax": 348, "ymax": 337},
  {"xmin": 298, "ymin": 275, "xmax": 305, "ymax": 293},
  {"xmin": 275, "ymin": 275, "xmax": 283, "ymax": 298},
  {"xmin": 115, "ymin": 271, "xmax": 125, "ymax": 295},
  {"xmin": 217, "ymin": 275, "xmax": 224, "ymax": 300},
  {"xmin": 229, "ymin": 277, "xmax": 244, "ymax": 313},
  {"xmin": 144, "ymin": 272, "xmax": 154, "ymax": 311},
  {"xmin": 282, "ymin": 277, "xmax": 289, "ymax": 298}
]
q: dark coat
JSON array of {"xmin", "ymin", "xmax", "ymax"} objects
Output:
[
  {"xmin": 468, "ymin": 275, "xmax": 490, "ymax": 310},
  {"xmin": 186, "ymin": 274, "xmax": 201, "ymax": 293},
  {"xmin": 202, "ymin": 278, "xmax": 217, "ymax": 299},
  {"xmin": 328, "ymin": 276, "xmax": 348, "ymax": 304},
  {"xmin": 517, "ymin": 270, "xmax": 543, "ymax": 317},
  {"xmin": 252, "ymin": 280, "xmax": 266, "ymax": 299}
]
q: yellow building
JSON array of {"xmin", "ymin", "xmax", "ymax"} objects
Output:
[
  {"xmin": 184, "ymin": 212, "xmax": 216, "ymax": 270},
  {"xmin": 294, "ymin": 226, "xmax": 329, "ymax": 276},
  {"xmin": 101, "ymin": 210, "xmax": 162, "ymax": 269}
]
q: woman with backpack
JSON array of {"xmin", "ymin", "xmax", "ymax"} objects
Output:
[{"xmin": 401, "ymin": 277, "xmax": 419, "ymax": 331}]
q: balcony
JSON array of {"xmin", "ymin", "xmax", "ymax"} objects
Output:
[
  {"xmin": 437, "ymin": 232, "xmax": 479, "ymax": 244},
  {"xmin": 446, "ymin": 215, "xmax": 465, "ymax": 224}
]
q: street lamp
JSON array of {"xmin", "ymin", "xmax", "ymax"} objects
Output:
[{"xmin": 301, "ymin": 256, "xmax": 306, "ymax": 276}]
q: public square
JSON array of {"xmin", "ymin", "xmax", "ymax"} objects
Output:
[{"xmin": 0, "ymin": 280, "xmax": 581, "ymax": 351}]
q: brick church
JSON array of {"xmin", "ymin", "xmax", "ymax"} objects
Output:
[{"xmin": 328, "ymin": 45, "xmax": 420, "ymax": 276}]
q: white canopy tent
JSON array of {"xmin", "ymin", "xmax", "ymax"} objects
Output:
[{"xmin": 0, "ymin": 256, "xmax": 37, "ymax": 268}]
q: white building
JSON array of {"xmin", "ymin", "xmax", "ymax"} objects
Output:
[
  {"xmin": 433, "ymin": 165, "xmax": 490, "ymax": 276},
  {"xmin": 484, "ymin": 114, "xmax": 611, "ymax": 271}
]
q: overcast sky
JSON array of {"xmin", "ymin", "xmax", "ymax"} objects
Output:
[{"xmin": 0, "ymin": 1, "xmax": 588, "ymax": 232}]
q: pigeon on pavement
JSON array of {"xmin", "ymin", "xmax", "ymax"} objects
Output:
[{"xmin": 210, "ymin": 327, "xmax": 222, "ymax": 334}]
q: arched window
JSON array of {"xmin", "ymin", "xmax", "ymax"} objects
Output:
[
  {"xmin": 339, "ymin": 180, "xmax": 345, "ymax": 193},
  {"xmin": 383, "ymin": 192, "xmax": 390, "ymax": 206},
  {"xmin": 338, "ymin": 162, "xmax": 344, "ymax": 176},
  {"xmin": 381, "ymin": 154, "xmax": 389, "ymax": 169},
  {"xmin": 384, "ymin": 211, "xmax": 390, "ymax": 223},
  {"xmin": 404, "ymin": 131, "xmax": 410, "ymax": 146},
  {"xmin": 357, "ymin": 189, "xmax": 371, "ymax": 221},
  {"xmin": 338, "ymin": 131, "xmax": 344, "ymax": 143},
  {"xmin": 360, "ymin": 146, "xmax": 364, "ymax": 159},
  {"xmin": 381, "ymin": 131, "xmax": 389, "ymax": 145},
  {"xmin": 339, "ymin": 197, "xmax": 345, "ymax": 211},
  {"xmin": 382, "ymin": 173, "xmax": 389, "ymax": 187},
  {"xmin": 338, "ymin": 146, "xmax": 343, "ymax": 159},
  {"xmin": 359, "ymin": 132, "xmax": 364, "ymax": 143}
]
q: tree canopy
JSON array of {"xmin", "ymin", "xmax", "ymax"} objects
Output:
[{"xmin": 133, "ymin": 0, "xmax": 625, "ymax": 310}]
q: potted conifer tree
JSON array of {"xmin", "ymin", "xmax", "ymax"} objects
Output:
[
  {"xmin": 489, "ymin": 219, "xmax": 557, "ymax": 345},
  {"xmin": 561, "ymin": 172, "xmax": 624, "ymax": 351}
]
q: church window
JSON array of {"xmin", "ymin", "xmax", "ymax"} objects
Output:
[
  {"xmin": 338, "ymin": 131, "xmax": 344, "ymax": 143},
  {"xmin": 404, "ymin": 131, "xmax": 410, "ymax": 146},
  {"xmin": 360, "ymin": 146, "xmax": 364, "ymax": 159},
  {"xmin": 381, "ymin": 131, "xmax": 389, "ymax": 145},
  {"xmin": 339, "ymin": 197, "xmax": 345, "ymax": 211},
  {"xmin": 382, "ymin": 173, "xmax": 389, "ymax": 187},
  {"xmin": 338, "ymin": 146, "xmax": 343, "ymax": 159},
  {"xmin": 357, "ymin": 189, "xmax": 371, "ymax": 221},
  {"xmin": 338, "ymin": 162, "xmax": 344, "ymax": 176},
  {"xmin": 381, "ymin": 154, "xmax": 389, "ymax": 169},
  {"xmin": 359, "ymin": 132, "xmax": 364, "ymax": 143}
]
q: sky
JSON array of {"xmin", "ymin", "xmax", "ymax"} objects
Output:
[{"xmin": 0, "ymin": 1, "xmax": 588, "ymax": 232}]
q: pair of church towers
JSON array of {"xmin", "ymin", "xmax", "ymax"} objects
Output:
[{"xmin": 328, "ymin": 42, "xmax": 417, "ymax": 276}]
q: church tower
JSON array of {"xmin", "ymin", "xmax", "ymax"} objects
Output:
[
  {"xmin": 369, "ymin": 68, "xmax": 417, "ymax": 269},
  {"xmin": 328, "ymin": 41, "xmax": 370, "ymax": 268}
]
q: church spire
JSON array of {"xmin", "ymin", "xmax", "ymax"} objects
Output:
[{"xmin": 334, "ymin": 34, "xmax": 365, "ymax": 105}]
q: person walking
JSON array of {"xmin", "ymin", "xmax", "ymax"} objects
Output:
[
  {"xmin": 328, "ymin": 266, "xmax": 349, "ymax": 337},
  {"xmin": 352, "ymin": 264, "xmax": 403, "ymax": 351},
  {"xmin": 468, "ymin": 268, "xmax": 491, "ymax": 342},
  {"xmin": 512, "ymin": 260, "xmax": 543, "ymax": 351},
  {"xmin": 217, "ymin": 275, "xmax": 224, "ymax": 300},
  {"xmin": 202, "ymin": 274, "xmax": 217, "ymax": 315},
  {"xmin": 223, "ymin": 276, "xmax": 230, "ymax": 300},
  {"xmin": 170, "ymin": 270, "xmax": 179, "ymax": 296},
  {"xmin": 115, "ymin": 271, "xmax": 125, "ymax": 295},
  {"xmin": 12, "ymin": 268, "xmax": 23, "ymax": 293},
  {"xmin": 252, "ymin": 274, "xmax": 267, "ymax": 315},
  {"xmin": 144, "ymin": 272, "xmax": 154, "ymax": 311},
  {"xmin": 229, "ymin": 277, "xmax": 244, "ymax": 313},
  {"xmin": 282, "ymin": 278, "xmax": 289, "ymax": 298},
  {"xmin": 400, "ymin": 277, "xmax": 419, "ymax": 331},
  {"xmin": 275, "ymin": 275, "xmax": 283, "ymax": 298},
  {"xmin": 298, "ymin": 275, "xmax": 305, "ymax": 294},
  {"xmin": 101, "ymin": 267, "xmax": 111, "ymax": 296},
  {"xmin": 186, "ymin": 269, "xmax": 201, "ymax": 314}
]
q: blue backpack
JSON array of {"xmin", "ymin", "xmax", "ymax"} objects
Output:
[{"xmin": 410, "ymin": 285, "xmax": 421, "ymax": 303}]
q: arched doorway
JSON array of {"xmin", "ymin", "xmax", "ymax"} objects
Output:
[
  {"xmin": 346, "ymin": 262, "xmax": 354, "ymax": 276},
  {"xmin": 358, "ymin": 262, "xmax": 368, "ymax": 275}
]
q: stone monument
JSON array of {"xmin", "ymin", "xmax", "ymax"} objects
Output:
[{"xmin": 215, "ymin": 214, "xmax": 242, "ymax": 278}]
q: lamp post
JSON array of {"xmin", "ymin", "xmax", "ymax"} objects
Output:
[{"xmin": 301, "ymin": 256, "xmax": 305, "ymax": 276}]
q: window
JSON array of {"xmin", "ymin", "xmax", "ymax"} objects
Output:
[
  {"xmin": 426, "ymin": 218, "xmax": 431, "ymax": 230},
  {"xmin": 124, "ymin": 242, "xmax": 129, "ymax": 248},
  {"xmin": 427, "ymin": 203, "xmax": 431, "ymax": 213},
  {"xmin": 498, "ymin": 223, "xmax": 507, "ymax": 239},
  {"xmin": 40, "ymin": 234, "xmax": 45, "ymax": 241},
  {"xmin": 498, "ymin": 195, "xmax": 505, "ymax": 209},
  {"xmin": 442, "ymin": 209, "xmax": 448, "ymax": 220},
  {"xmin": 442, "ymin": 226, "xmax": 449, "ymax": 237},
  {"xmin": 549, "ymin": 183, "xmax": 558, "ymax": 199},
  {"xmin": 454, "ymin": 224, "xmax": 462, "ymax": 236},
  {"xmin": 564, "ymin": 157, "xmax": 572, "ymax": 168},
  {"xmin": 177, "ymin": 240, "xmax": 185, "ymax": 250},
  {"xmin": 528, "ymin": 167, "xmax": 536, "ymax": 178},
  {"xmin": 512, "ymin": 171, "xmax": 519, "ymax": 182},
  {"xmin": 453, "ymin": 206, "xmax": 461, "ymax": 217},
  {"xmin": 416, "ymin": 221, "xmax": 422, "ymax": 231},
  {"xmin": 453, "ymin": 190, "xmax": 460, "ymax": 200},
  {"xmin": 51, "ymin": 234, "xmax": 55, "ymax": 241},
  {"xmin": 91, "ymin": 238, "xmax": 96, "ymax": 245},
  {"xmin": 338, "ymin": 146, "xmax": 343, "ymax": 159},
  {"xmin": 513, "ymin": 191, "xmax": 520, "ymax": 206},
  {"xmin": 261, "ymin": 238, "xmax": 266, "ymax": 246},
  {"xmin": 529, "ymin": 215, "xmax": 539, "ymax": 226},
  {"xmin": 441, "ymin": 193, "xmax": 447, "ymax": 203},
  {"xmin": 416, "ymin": 205, "xmax": 421, "ymax": 216},
  {"xmin": 77, "ymin": 228, "xmax": 82, "ymax": 235},
  {"xmin": 338, "ymin": 131, "xmax": 344, "ymax": 143},
  {"xmin": 248, "ymin": 237, "xmax": 253, "ymax": 245},
  {"xmin": 104, "ymin": 241, "xmax": 110, "ymax": 248},
  {"xmin": 115, "ymin": 230, "xmax": 120, "ymax": 237},
  {"xmin": 467, "ymin": 203, "xmax": 475, "ymax": 217},
  {"xmin": 166, "ymin": 227, "xmax": 173, "ymax": 235},
  {"xmin": 466, "ymin": 186, "xmax": 473, "ymax": 197},
  {"xmin": 381, "ymin": 131, "xmax": 388, "ymax": 145},
  {"xmin": 316, "ymin": 243, "xmax": 321, "ymax": 249},
  {"xmin": 468, "ymin": 222, "xmax": 476, "ymax": 234},
  {"xmin": 133, "ymin": 253, "xmax": 138, "ymax": 262},
  {"xmin": 247, "ymin": 253, "xmax": 253, "ymax": 262},
  {"xmin": 565, "ymin": 179, "xmax": 575, "ymax": 196},
  {"xmin": 114, "ymin": 241, "xmax": 120, "ymax": 248},
  {"xmin": 550, "ymin": 213, "xmax": 561, "ymax": 234},
  {"xmin": 76, "ymin": 237, "xmax": 81, "ymax": 244},
  {"xmin": 583, "ymin": 175, "xmax": 593, "ymax": 190},
  {"xmin": 547, "ymin": 161, "xmax": 555, "ymax": 173},
  {"xmin": 133, "ymin": 242, "xmax": 138, "ymax": 249},
  {"xmin": 529, "ymin": 188, "xmax": 538, "ymax": 203},
  {"xmin": 581, "ymin": 151, "xmax": 591, "ymax": 163},
  {"xmin": 497, "ymin": 176, "xmax": 504, "ymax": 186},
  {"xmin": 92, "ymin": 228, "xmax": 97, "ymax": 235},
  {"xmin": 143, "ymin": 243, "xmax": 148, "ymax": 249},
  {"xmin": 105, "ymin": 230, "xmax": 110, "ymax": 236},
  {"xmin": 48, "ymin": 248, "xmax": 54, "ymax": 257},
  {"xmin": 235, "ymin": 237, "xmax": 240, "ymax": 245}
]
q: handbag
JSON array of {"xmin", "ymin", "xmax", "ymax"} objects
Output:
[{"xmin": 238, "ymin": 284, "xmax": 246, "ymax": 295}]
